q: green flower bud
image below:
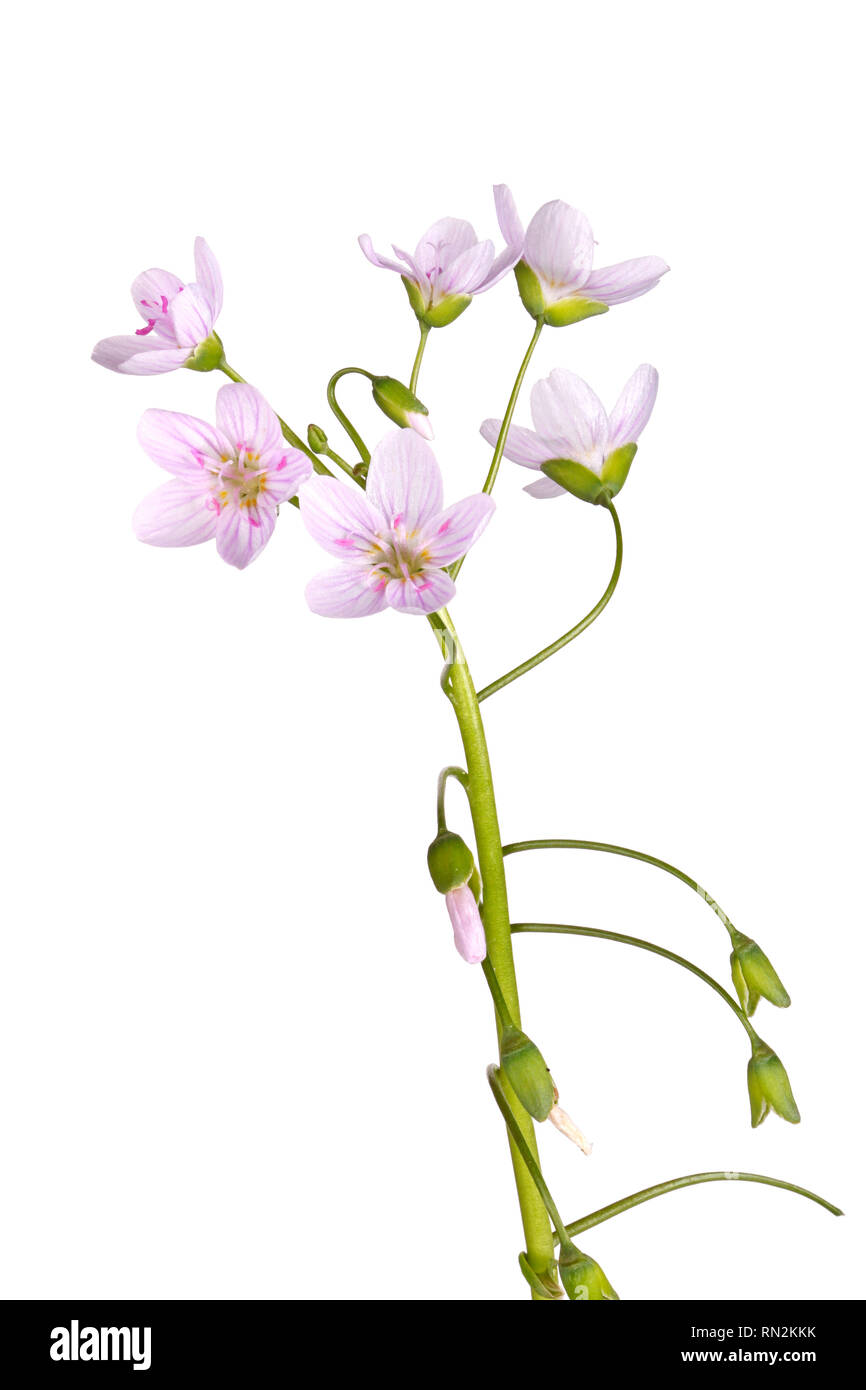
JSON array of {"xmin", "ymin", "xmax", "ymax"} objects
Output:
[
  {"xmin": 500, "ymin": 1025, "xmax": 556, "ymax": 1122},
  {"xmin": 370, "ymin": 377, "xmax": 433, "ymax": 438},
  {"xmin": 747, "ymin": 1040, "xmax": 801, "ymax": 1128},
  {"xmin": 513, "ymin": 261, "xmax": 609, "ymax": 328},
  {"xmin": 401, "ymin": 275, "xmax": 472, "ymax": 328},
  {"xmin": 307, "ymin": 423, "xmax": 329, "ymax": 453},
  {"xmin": 426, "ymin": 831, "xmax": 474, "ymax": 895},
  {"xmin": 558, "ymin": 1241, "xmax": 619, "ymax": 1301},
  {"xmin": 184, "ymin": 331, "xmax": 224, "ymax": 373},
  {"xmin": 730, "ymin": 930, "xmax": 791, "ymax": 1017}
]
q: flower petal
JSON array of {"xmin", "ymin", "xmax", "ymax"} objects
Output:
[
  {"xmin": 365, "ymin": 429, "xmax": 443, "ymax": 531},
  {"xmin": 493, "ymin": 183, "xmax": 524, "ymax": 251},
  {"xmin": 479, "ymin": 418, "xmax": 551, "ymax": 468},
  {"xmin": 523, "ymin": 476, "xmax": 566, "ymax": 499},
  {"xmin": 530, "ymin": 369, "xmax": 609, "ymax": 464},
  {"xmin": 524, "ymin": 201, "xmax": 594, "ymax": 288},
  {"xmin": 260, "ymin": 448, "xmax": 313, "ymax": 504},
  {"xmin": 358, "ymin": 234, "xmax": 413, "ymax": 278},
  {"xmin": 299, "ymin": 476, "xmax": 382, "ymax": 558},
  {"xmin": 384, "ymin": 567, "xmax": 455, "ymax": 615},
  {"xmin": 168, "ymin": 283, "xmax": 215, "ymax": 348},
  {"xmin": 215, "ymin": 383, "xmax": 283, "ymax": 457},
  {"xmin": 91, "ymin": 336, "xmax": 190, "ymax": 374},
  {"xmin": 131, "ymin": 267, "xmax": 184, "ymax": 318},
  {"xmin": 305, "ymin": 565, "xmax": 388, "ymax": 618},
  {"xmin": 438, "ymin": 239, "xmax": 495, "ymax": 296},
  {"xmin": 414, "ymin": 218, "xmax": 478, "ymax": 274},
  {"xmin": 445, "ymin": 883, "xmax": 486, "ymax": 963},
  {"xmin": 132, "ymin": 479, "xmax": 217, "ymax": 548},
  {"xmin": 582, "ymin": 255, "xmax": 669, "ymax": 306},
  {"xmin": 136, "ymin": 408, "xmax": 232, "ymax": 478},
  {"xmin": 193, "ymin": 237, "xmax": 223, "ymax": 318},
  {"xmin": 607, "ymin": 364, "xmax": 659, "ymax": 450},
  {"xmin": 424, "ymin": 495, "xmax": 495, "ymax": 565},
  {"xmin": 215, "ymin": 501, "xmax": 276, "ymax": 570}
]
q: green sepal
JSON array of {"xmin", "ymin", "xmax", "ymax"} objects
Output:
[
  {"xmin": 601, "ymin": 443, "xmax": 637, "ymax": 496},
  {"xmin": 747, "ymin": 1040, "xmax": 801, "ymax": 1128},
  {"xmin": 184, "ymin": 332, "xmax": 224, "ymax": 373},
  {"xmin": 540, "ymin": 458, "xmax": 610, "ymax": 505},
  {"xmin": 513, "ymin": 261, "xmax": 546, "ymax": 319},
  {"xmin": 426, "ymin": 831, "xmax": 474, "ymax": 894},
  {"xmin": 401, "ymin": 275, "xmax": 471, "ymax": 328},
  {"xmin": 467, "ymin": 864, "xmax": 481, "ymax": 904},
  {"xmin": 543, "ymin": 296, "xmax": 609, "ymax": 328},
  {"xmin": 558, "ymin": 1241, "xmax": 620, "ymax": 1301},
  {"xmin": 307, "ymin": 423, "xmax": 329, "ymax": 453},
  {"xmin": 371, "ymin": 376, "xmax": 430, "ymax": 431},
  {"xmin": 499, "ymin": 1025, "xmax": 556, "ymax": 1121},
  {"xmin": 730, "ymin": 930, "xmax": 791, "ymax": 1016},
  {"xmin": 518, "ymin": 1252, "xmax": 563, "ymax": 1299}
]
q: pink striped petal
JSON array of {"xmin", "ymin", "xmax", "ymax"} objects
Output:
[
  {"xmin": 131, "ymin": 267, "xmax": 184, "ymax": 318},
  {"xmin": 445, "ymin": 884, "xmax": 486, "ymax": 963},
  {"xmin": 424, "ymin": 495, "xmax": 495, "ymax": 565},
  {"xmin": 299, "ymin": 476, "xmax": 382, "ymax": 558},
  {"xmin": 261, "ymin": 449, "xmax": 313, "ymax": 504},
  {"xmin": 91, "ymin": 337, "xmax": 191, "ymax": 375},
  {"xmin": 215, "ymin": 502, "xmax": 276, "ymax": 570},
  {"xmin": 137, "ymin": 409, "xmax": 232, "ymax": 478},
  {"xmin": 168, "ymin": 283, "xmax": 215, "ymax": 348},
  {"xmin": 493, "ymin": 184, "xmax": 524, "ymax": 251},
  {"xmin": 133, "ymin": 479, "xmax": 217, "ymax": 548},
  {"xmin": 531, "ymin": 369, "xmax": 609, "ymax": 463},
  {"xmin": 524, "ymin": 201, "xmax": 594, "ymax": 289},
  {"xmin": 358, "ymin": 234, "xmax": 413, "ymax": 278},
  {"xmin": 305, "ymin": 566, "xmax": 388, "ymax": 618},
  {"xmin": 414, "ymin": 218, "xmax": 478, "ymax": 273},
  {"xmin": 438, "ymin": 240, "xmax": 494, "ymax": 295},
  {"xmin": 479, "ymin": 418, "xmax": 551, "ymax": 468},
  {"xmin": 607, "ymin": 365, "xmax": 659, "ymax": 449},
  {"xmin": 193, "ymin": 237, "xmax": 223, "ymax": 318},
  {"xmin": 215, "ymin": 383, "xmax": 283, "ymax": 458},
  {"xmin": 384, "ymin": 567, "xmax": 455, "ymax": 615},
  {"xmin": 524, "ymin": 476, "xmax": 566, "ymax": 499},
  {"xmin": 582, "ymin": 255, "xmax": 669, "ymax": 306},
  {"xmin": 365, "ymin": 430, "xmax": 443, "ymax": 531}
]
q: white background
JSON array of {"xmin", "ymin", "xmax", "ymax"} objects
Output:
[{"xmin": 2, "ymin": 0, "xmax": 863, "ymax": 1301}]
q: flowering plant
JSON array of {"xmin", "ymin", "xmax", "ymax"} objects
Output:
[{"xmin": 94, "ymin": 190, "xmax": 840, "ymax": 1300}]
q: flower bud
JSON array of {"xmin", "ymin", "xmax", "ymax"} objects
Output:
[
  {"xmin": 445, "ymin": 882, "xmax": 486, "ymax": 963},
  {"xmin": 402, "ymin": 275, "xmax": 472, "ymax": 328},
  {"xmin": 499, "ymin": 1026, "xmax": 556, "ymax": 1122},
  {"xmin": 558, "ymin": 1241, "xmax": 619, "ymax": 1301},
  {"xmin": 513, "ymin": 261, "xmax": 609, "ymax": 328},
  {"xmin": 730, "ymin": 930, "xmax": 791, "ymax": 1017},
  {"xmin": 371, "ymin": 377, "xmax": 433, "ymax": 439},
  {"xmin": 184, "ymin": 331, "xmax": 224, "ymax": 373},
  {"xmin": 747, "ymin": 1040, "xmax": 801, "ymax": 1127},
  {"xmin": 307, "ymin": 423, "xmax": 329, "ymax": 453},
  {"xmin": 427, "ymin": 831, "xmax": 475, "ymax": 895}
]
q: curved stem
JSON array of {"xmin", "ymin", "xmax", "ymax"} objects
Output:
[
  {"xmin": 560, "ymin": 1172, "xmax": 842, "ymax": 1242},
  {"xmin": 321, "ymin": 444, "xmax": 358, "ymax": 481},
  {"xmin": 436, "ymin": 765, "xmax": 469, "ymax": 832},
  {"xmin": 486, "ymin": 1066, "xmax": 570, "ymax": 1249},
  {"xmin": 428, "ymin": 609, "xmax": 554, "ymax": 1286},
  {"xmin": 511, "ymin": 922, "xmax": 758, "ymax": 1042},
  {"xmin": 478, "ymin": 500, "xmax": 622, "ymax": 703},
  {"xmin": 409, "ymin": 323, "xmax": 430, "ymax": 395},
  {"xmin": 503, "ymin": 839, "xmax": 737, "ymax": 941},
  {"xmin": 327, "ymin": 368, "xmax": 373, "ymax": 466},
  {"xmin": 450, "ymin": 318, "xmax": 543, "ymax": 582},
  {"xmin": 218, "ymin": 361, "xmax": 329, "ymax": 478}
]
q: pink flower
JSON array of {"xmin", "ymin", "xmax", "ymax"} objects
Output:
[
  {"xmin": 495, "ymin": 185, "xmax": 669, "ymax": 325},
  {"xmin": 92, "ymin": 237, "xmax": 223, "ymax": 375},
  {"xmin": 358, "ymin": 189, "xmax": 522, "ymax": 327},
  {"xmin": 445, "ymin": 883, "xmax": 487, "ymax": 964},
  {"xmin": 133, "ymin": 384, "xmax": 312, "ymax": 569},
  {"xmin": 482, "ymin": 365, "xmax": 659, "ymax": 503},
  {"xmin": 300, "ymin": 430, "xmax": 495, "ymax": 616}
]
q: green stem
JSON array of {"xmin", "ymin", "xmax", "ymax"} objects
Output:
[
  {"xmin": 478, "ymin": 500, "xmax": 623, "ymax": 702},
  {"xmin": 327, "ymin": 368, "xmax": 374, "ymax": 465},
  {"xmin": 503, "ymin": 839, "xmax": 737, "ymax": 940},
  {"xmin": 486, "ymin": 1066, "xmax": 571, "ymax": 1249},
  {"xmin": 560, "ymin": 1172, "xmax": 842, "ymax": 1242},
  {"xmin": 429, "ymin": 609, "xmax": 554, "ymax": 1286},
  {"xmin": 511, "ymin": 922, "xmax": 758, "ymax": 1043},
  {"xmin": 218, "ymin": 361, "xmax": 331, "ymax": 478},
  {"xmin": 481, "ymin": 957, "xmax": 515, "ymax": 1030},
  {"xmin": 450, "ymin": 318, "xmax": 543, "ymax": 582},
  {"xmin": 321, "ymin": 445, "xmax": 358, "ymax": 480},
  {"xmin": 436, "ymin": 765, "xmax": 469, "ymax": 832},
  {"xmin": 409, "ymin": 323, "xmax": 430, "ymax": 395}
]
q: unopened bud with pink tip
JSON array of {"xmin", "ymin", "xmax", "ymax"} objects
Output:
[
  {"xmin": 427, "ymin": 830, "xmax": 486, "ymax": 963},
  {"xmin": 371, "ymin": 376, "xmax": 434, "ymax": 439}
]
